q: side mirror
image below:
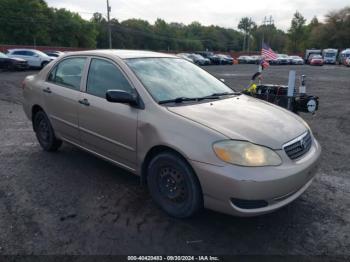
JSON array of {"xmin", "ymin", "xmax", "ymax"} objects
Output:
[
  {"xmin": 106, "ymin": 90, "xmax": 138, "ymax": 106},
  {"xmin": 220, "ymin": 78, "xmax": 225, "ymax": 82}
]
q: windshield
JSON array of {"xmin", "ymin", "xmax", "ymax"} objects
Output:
[
  {"xmin": 325, "ymin": 53, "xmax": 335, "ymax": 57},
  {"xmin": 126, "ymin": 58, "xmax": 234, "ymax": 102},
  {"xmin": 0, "ymin": 52, "xmax": 8, "ymax": 58},
  {"xmin": 35, "ymin": 50, "xmax": 50, "ymax": 57},
  {"xmin": 193, "ymin": 54, "xmax": 204, "ymax": 59}
]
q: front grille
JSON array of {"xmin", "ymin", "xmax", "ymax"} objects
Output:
[{"xmin": 284, "ymin": 131, "xmax": 312, "ymax": 160}]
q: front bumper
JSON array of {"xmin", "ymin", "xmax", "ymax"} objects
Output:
[{"xmin": 190, "ymin": 136, "xmax": 321, "ymax": 217}]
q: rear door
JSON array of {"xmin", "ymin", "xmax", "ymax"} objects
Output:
[
  {"xmin": 43, "ymin": 57, "xmax": 88, "ymax": 144},
  {"xmin": 78, "ymin": 57, "xmax": 138, "ymax": 172},
  {"xmin": 23, "ymin": 51, "xmax": 41, "ymax": 67}
]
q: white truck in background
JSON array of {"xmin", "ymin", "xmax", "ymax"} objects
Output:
[{"xmin": 322, "ymin": 49, "xmax": 338, "ymax": 64}]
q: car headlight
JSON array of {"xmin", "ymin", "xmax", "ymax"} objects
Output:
[{"xmin": 213, "ymin": 140, "xmax": 282, "ymax": 167}]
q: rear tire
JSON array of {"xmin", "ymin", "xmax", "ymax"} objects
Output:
[
  {"xmin": 147, "ymin": 151, "xmax": 203, "ymax": 218},
  {"xmin": 33, "ymin": 111, "xmax": 62, "ymax": 152}
]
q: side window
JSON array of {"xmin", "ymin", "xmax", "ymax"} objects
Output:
[
  {"xmin": 49, "ymin": 57, "xmax": 86, "ymax": 91},
  {"xmin": 87, "ymin": 58, "xmax": 133, "ymax": 98},
  {"xmin": 13, "ymin": 51, "xmax": 25, "ymax": 55},
  {"xmin": 26, "ymin": 51, "xmax": 35, "ymax": 56}
]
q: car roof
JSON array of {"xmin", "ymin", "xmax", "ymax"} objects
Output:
[
  {"xmin": 8, "ymin": 48, "xmax": 40, "ymax": 52},
  {"xmin": 64, "ymin": 49, "xmax": 176, "ymax": 59}
]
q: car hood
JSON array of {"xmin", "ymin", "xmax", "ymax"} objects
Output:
[{"xmin": 167, "ymin": 95, "xmax": 307, "ymax": 149}]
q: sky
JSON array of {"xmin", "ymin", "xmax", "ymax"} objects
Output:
[{"xmin": 46, "ymin": 0, "xmax": 349, "ymax": 31}]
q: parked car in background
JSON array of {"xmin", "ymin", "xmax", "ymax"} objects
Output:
[
  {"xmin": 216, "ymin": 54, "xmax": 234, "ymax": 65},
  {"xmin": 237, "ymin": 56, "xmax": 253, "ymax": 64},
  {"xmin": 250, "ymin": 55, "xmax": 263, "ymax": 64},
  {"xmin": 266, "ymin": 57, "xmax": 278, "ymax": 65},
  {"xmin": 187, "ymin": 53, "xmax": 210, "ymax": 65},
  {"xmin": 310, "ymin": 55, "xmax": 324, "ymax": 66},
  {"xmin": 322, "ymin": 49, "xmax": 338, "ymax": 64},
  {"xmin": 195, "ymin": 51, "xmax": 219, "ymax": 64},
  {"xmin": 43, "ymin": 50, "xmax": 65, "ymax": 58},
  {"xmin": 307, "ymin": 54, "xmax": 317, "ymax": 64},
  {"xmin": 276, "ymin": 54, "xmax": 290, "ymax": 65},
  {"xmin": 176, "ymin": 53, "xmax": 194, "ymax": 63},
  {"xmin": 0, "ymin": 51, "xmax": 29, "ymax": 70},
  {"xmin": 305, "ymin": 49, "xmax": 322, "ymax": 64},
  {"xmin": 345, "ymin": 57, "xmax": 350, "ymax": 67},
  {"xmin": 289, "ymin": 56, "xmax": 304, "ymax": 65},
  {"xmin": 7, "ymin": 49, "xmax": 54, "ymax": 68},
  {"xmin": 22, "ymin": 49, "xmax": 321, "ymax": 218}
]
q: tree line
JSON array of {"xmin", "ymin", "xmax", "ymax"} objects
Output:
[{"xmin": 0, "ymin": 0, "xmax": 349, "ymax": 53}]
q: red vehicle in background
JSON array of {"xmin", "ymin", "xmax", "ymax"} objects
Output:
[
  {"xmin": 344, "ymin": 57, "xmax": 350, "ymax": 67},
  {"xmin": 310, "ymin": 55, "xmax": 324, "ymax": 66}
]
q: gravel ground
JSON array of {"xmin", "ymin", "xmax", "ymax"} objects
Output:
[{"xmin": 0, "ymin": 64, "xmax": 349, "ymax": 255}]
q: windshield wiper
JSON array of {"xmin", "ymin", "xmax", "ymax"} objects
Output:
[
  {"xmin": 158, "ymin": 97, "xmax": 199, "ymax": 104},
  {"xmin": 213, "ymin": 92, "xmax": 241, "ymax": 96},
  {"xmin": 159, "ymin": 95, "xmax": 223, "ymax": 104},
  {"xmin": 158, "ymin": 92, "xmax": 241, "ymax": 105},
  {"xmin": 198, "ymin": 92, "xmax": 241, "ymax": 100}
]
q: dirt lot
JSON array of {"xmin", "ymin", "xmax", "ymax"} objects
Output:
[{"xmin": 0, "ymin": 64, "xmax": 349, "ymax": 255}]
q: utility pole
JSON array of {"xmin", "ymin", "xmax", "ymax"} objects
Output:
[
  {"xmin": 247, "ymin": 17, "xmax": 252, "ymax": 53},
  {"xmin": 107, "ymin": 0, "xmax": 112, "ymax": 49},
  {"xmin": 261, "ymin": 16, "xmax": 274, "ymax": 48}
]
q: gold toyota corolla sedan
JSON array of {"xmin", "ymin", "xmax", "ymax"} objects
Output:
[{"xmin": 22, "ymin": 50, "xmax": 321, "ymax": 218}]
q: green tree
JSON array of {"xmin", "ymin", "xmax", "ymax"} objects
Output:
[
  {"xmin": 238, "ymin": 17, "xmax": 256, "ymax": 51},
  {"xmin": 251, "ymin": 24, "xmax": 287, "ymax": 52},
  {"xmin": 0, "ymin": 0, "xmax": 96, "ymax": 47},
  {"xmin": 0, "ymin": 0, "xmax": 50, "ymax": 45},
  {"xmin": 288, "ymin": 11, "xmax": 307, "ymax": 52},
  {"xmin": 49, "ymin": 8, "xmax": 96, "ymax": 48}
]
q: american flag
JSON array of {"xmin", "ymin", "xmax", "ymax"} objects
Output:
[
  {"xmin": 261, "ymin": 42, "xmax": 278, "ymax": 60},
  {"xmin": 260, "ymin": 58, "xmax": 270, "ymax": 69}
]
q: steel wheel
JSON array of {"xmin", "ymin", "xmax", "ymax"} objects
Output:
[
  {"xmin": 147, "ymin": 151, "xmax": 203, "ymax": 218},
  {"xmin": 158, "ymin": 166, "xmax": 188, "ymax": 204},
  {"xmin": 34, "ymin": 111, "xmax": 62, "ymax": 151}
]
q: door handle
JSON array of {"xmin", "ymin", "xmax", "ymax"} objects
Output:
[
  {"xmin": 43, "ymin": 87, "xmax": 52, "ymax": 94},
  {"xmin": 78, "ymin": 98, "xmax": 90, "ymax": 106}
]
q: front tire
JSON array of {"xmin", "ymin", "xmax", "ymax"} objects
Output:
[
  {"xmin": 147, "ymin": 152, "xmax": 203, "ymax": 218},
  {"xmin": 33, "ymin": 111, "xmax": 62, "ymax": 151}
]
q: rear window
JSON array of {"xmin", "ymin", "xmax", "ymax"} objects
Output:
[{"xmin": 48, "ymin": 57, "xmax": 86, "ymax": 91}]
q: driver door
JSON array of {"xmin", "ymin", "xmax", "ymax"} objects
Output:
[{"xmin": 78, "ymin": 57, "xmax": 138, "ymax": 172}]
